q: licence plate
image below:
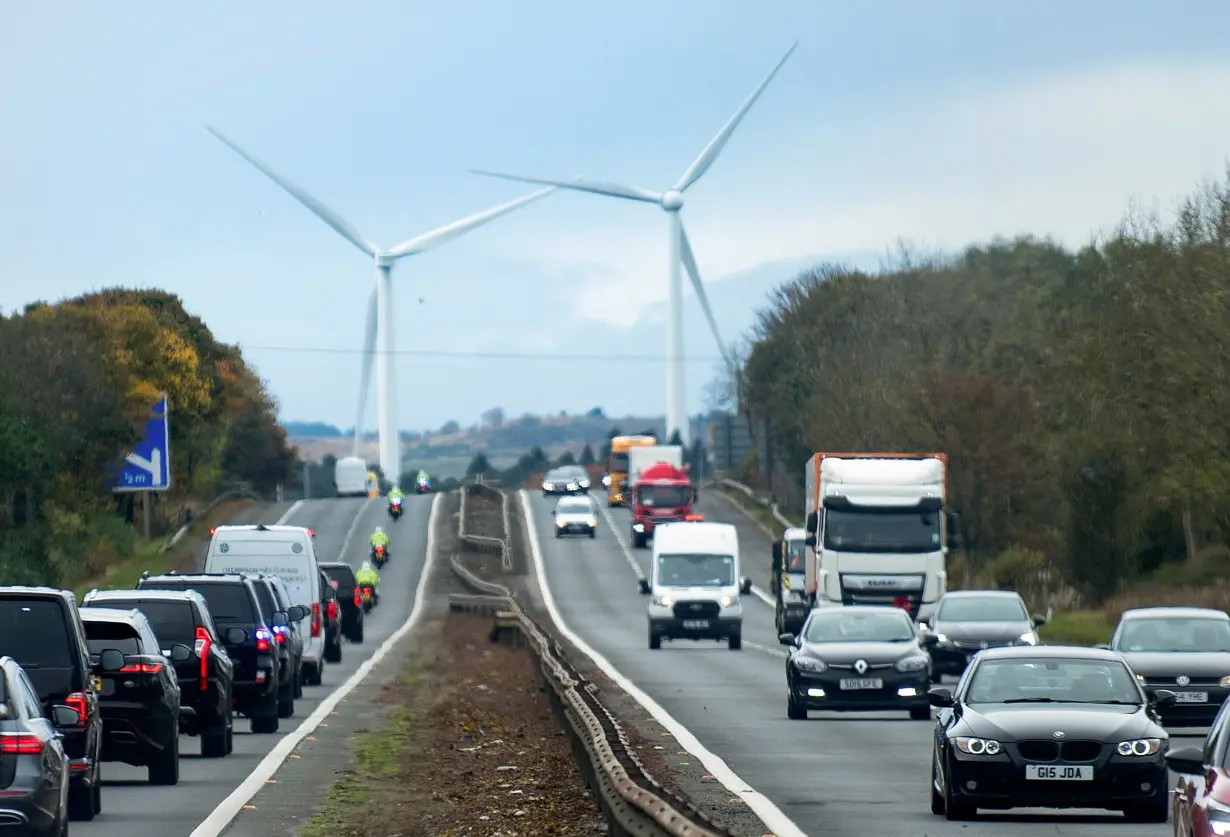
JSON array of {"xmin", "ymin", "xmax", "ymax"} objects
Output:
[
  {"xmin": 1175, "ymin": 691, "xmax": 1208, "ymax": 703},
  {"xmin": 1026, "ymin": 765, "xmax": 1093, "ymax": 781},
  {"xmin": 839, "ymin": 678, "xmax": 883, "ymax": 690},
  {"xmin": 682, "ymin": 620, "xmax": 709, "ymax": 629}
]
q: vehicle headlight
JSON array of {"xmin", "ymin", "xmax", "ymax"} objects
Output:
[
  {"xmin": 954, "ymin": 736, "xmax": 1001, "ymax": 756},
  {"xmin": 567, "ymin": 482, "xmax": 578, "ymax": 490},
  {"xmin": 895, "ymin": 655, "xmax": 929, "ymax": 673},
  {"xmin": 588, "ymin": 517, "xmax": 597, "ymax": 527},
  {"xmin": 633, "ymin": 523, "xmax": 645, "ymax": 532},
  {"xmin": 932, "ymin": 633, "xmax": 951, "ymax": 645},
  {"xmin": 1220, "ymin": 675, "xmax": 1230, "ymax": 688},
  {"xmin": 654, "ymin": 595, "xmax": 674, "ymax": 608},
  {"xmin": 1136, "ymin": 673, "xmax": 1147, "ymax": 684},
  {"xmin": 719, "ymin": 595, "xmax": 737, "ymax": 608},
  {"xmin": 580, "ymin": 478, "xmax": 590, "ymax": 487},
  {"xmin": 1017, "ymin": 631, "xmax": 1038, "ymax": 646},
  {"xmin": 543, "ymin": 482, "xmax": 554, "ymax": 490},
  {"xmin": 1117, "ymin": 738, "xmax": 1163, "ymax": 757},
  {"xmin": 793, "ymin": 656, "xmax": 827, "ymax": 673},
  {"xmin": 556, "ymin": 519, "xmax": 567, "ymax": 527},
  {"xmin": 602, "ymin": 475, "xmax": 611, "ymax": 487}
]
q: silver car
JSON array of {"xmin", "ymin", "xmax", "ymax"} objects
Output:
[{"xmin": 553, "ymin": 496, "xmax": 598, "ymax": 538}]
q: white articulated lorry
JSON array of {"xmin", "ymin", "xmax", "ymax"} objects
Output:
[{"xmin": 802, "ymin": 453, "xmax": 960, "ymax": 622}]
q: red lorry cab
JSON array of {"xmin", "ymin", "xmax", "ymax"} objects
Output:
[{"xmin": 630, "ymin": 462, "xmax": 694, "ymax": 548}]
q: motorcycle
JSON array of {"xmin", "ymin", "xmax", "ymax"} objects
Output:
[
  {"xmin": 388, "ymin": 497, "xmax": 403, "ymax": 520},
  {"xmin": 359, "ymin": 583, "xmax": 377, "ymax": 612},
  {"xmin": 372, "ymin": 543, "xmax": 388, "ymax": 569},
  {"xmin": 415, "ymin": 479, "xmax": 430, "ymax": 495}
]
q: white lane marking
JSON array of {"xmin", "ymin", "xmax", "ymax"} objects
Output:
[
  {"xmin": 593, "ymin": 500, "xmax": 648, "ymax": 581},
  {"xmin": 189, "ymin": 492, "xmax": 441, "ymax": 837},
  {"xmin": 337, "ymin": 497, "xmax": 376, "ymax": 563},
  {"xmin": 746, "ymin": 641, "xmax": 789, "ymax": 659},
  {"xmin": 275, "ymin": 499, "xmax": 304, "ymax": 524},
  {"xmin": 519, "ymin": 490, "xmax": 806, "ymax": 837}
]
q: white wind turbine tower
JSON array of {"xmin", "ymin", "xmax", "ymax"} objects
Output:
[
  {"xmin": 472, "ymin": 44, "xmax": 797, "ymax": 446},
  {"xmin": 207, "ymin": 127, "xmax": 557, "ymax": 486}
]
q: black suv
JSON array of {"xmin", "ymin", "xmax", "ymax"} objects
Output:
[
  {"xmin": 137, "ymin": 573, "xmax": 287, "ymax": 734},
  {"xmin": 319, "ymin": 562, "xmax": 365, "ymax": 643},
  {"xmin": 0, "ymin": 587, "xmax": 104, "ymax": 821},
  {"xmin": 245, "ymin": 574, "xmax": 302, "ymax": 719},
  {"xmin": 79, "ymin": 606, "xmax": 183, "ymax": 785},
  {"xmin": 319, "ymin": 569, "xmax": 343, "ymax": 663},
  {"xmin": 82, "ymin": 588, "xmax": 236, "ymax": 757}
]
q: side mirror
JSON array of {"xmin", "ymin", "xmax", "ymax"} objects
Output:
[
  {"xmin": 778, "ymin": 632, "xmax": 795, "ymax": 646},
  {"xmin": 739, "ymin": 577, "xmax": 753, "ymax": 595},
  {"xmin": 169, "ymin": 644, "xmax": 192, "ymax": 662},
  {"xmin": 946, "ymin": 511, "xmax": 962, "ymax": 549},
  {"xmin": 771, "ymin": 542, "xmax": 782, "ymax": 572},
  {"xmin": 551, "ymin": 509, "xmax": 556, "ymax": 515},
  {"xmin": 272, "ymin": 610, "xmax": 289, "ymax": 625},
  {"xmin": 1152, "ymin": 689, "xmax": 1177, "ymax": 708},
  {"xmin": 287, "ymin": 605, "xmax": 309, "ymax": 621},
  {"xmin": 51, "ymin": 705, "xmax": 80, "ymax": 727},
  {"xmin": 224, "ymin": 627, "xmax": 248, "ymax": 645},
  {"xmin": 1033, "ymin": 614, "xmax": 1047, "ymax": 627},
  {"xmin": 1165, "ymin": 745, "xmax": 1206, "ymax": 776},
  {"xmin": 927, "ymin": 686, "xmax": 955, "ymax": 708},
  {"xmin": 637, "ymin": 579, "xmax": 651, "ymax": 595},
  {"xmin": 99, "ymin": 648, "xmax": 125, "ymax": 672},
  {"xmin": 804, "ymin": 535, "xmax": 816, "ymax": 548},
  {"xmin": 921, "ymin": 632, "xmax": 939, "ymax": 647}
]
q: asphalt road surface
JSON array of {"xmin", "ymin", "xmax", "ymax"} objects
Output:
[
  {"xmin": 528, "ymin": 489, "xmax": 1203, "ymax": 837},
  {"xmin": 74, "ymin": 493, "xmax": 434, "ymax": 837}
]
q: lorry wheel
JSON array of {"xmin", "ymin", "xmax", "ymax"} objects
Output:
[{"xmin": 588, "ymin": 529, "xmax": 596, "ymax": 539}]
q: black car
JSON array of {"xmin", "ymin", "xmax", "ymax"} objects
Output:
[
  {"xmin": 82, "ymin": 588, "xmax": 236, "ymax": 757},
  {"xmin": 263, "ymin": 575, "xmax": 306, "ymax": 701},
  {"xmin": 781, "ymin": 606, "xmax": 932, "ymax": 720},
  {"xmin": 319, "ymin": 570, "xmax": 343, "ymax": 664},
  {"xmin": 1107, "ymin": 606, "xmax": 1230, "ymax": 727},
  {"xmin": 138, "ymin": 573, "xmax": 286, "ymax": 733},
  {"xmin": 0, "ymin": 656, "xmax": 76, "ymax": 834},
  {"xmin": 542, "ymin": 466, "xmax": 590, "ymax": 496},
  {"xmin": 921, "ymin": 590, "xmax": 1046, "ymax": 678},
  {"xmin": 245, "ymin": 574, "xmax": 301, "ymax": 719},
  {"xmin": 319, "ymin": 562, "xmax": 365, "ymax": 643},
  {"xmin": 0, "ymin": 587, "xmax": 103, "ymax": 821},
  {"xmin": 928, "ymin": 645, "xmax": 1172, "ymax": 822},
  {"xmin": 79, "ymin": 607, "xmax": 184, "ymax": 785}
]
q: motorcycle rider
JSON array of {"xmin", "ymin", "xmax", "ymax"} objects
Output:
[
  {"xmin": 387, "ymin": 484, "xmax": 405, "ymax": 506},
  {"xmin": 355, "ymin": 559, "xmax": 380, "ymax": 605},
  {"xmin": 369, "ymin": 526, "xmax": 390, "ymax": 563}
]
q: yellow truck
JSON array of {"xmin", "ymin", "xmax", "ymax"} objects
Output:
[{"xmin": 605, "ymin": 435, "xmax": 657, "ymax": 506}]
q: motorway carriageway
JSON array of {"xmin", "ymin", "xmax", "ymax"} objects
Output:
[
  {"xmin": 73, "ymin": 493, "xmax": 435, "ymax": 837},
  {"xmin": 524, "ymin": 489, "xmax": 1204, "ymax": 837}
]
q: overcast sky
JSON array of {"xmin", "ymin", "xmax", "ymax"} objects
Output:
[{"xmin": 4, "ymin": 1, "xmax": 1230, "ymax": 432}]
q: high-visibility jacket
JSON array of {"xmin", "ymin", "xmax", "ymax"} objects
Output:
[
  {"xmin": 356, "ymin": 566, "xmax": 379, "ymax": 586},
  {"xmin": 387, "ymin": 488, "xmax": 404, "ymax": 502},
  {"xmin": 370, "ymin": 531, "xmax": 389, "ymax": 548}
]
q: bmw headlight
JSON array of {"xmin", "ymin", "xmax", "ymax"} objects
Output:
[
  {"xmin": 654, "ymin": 594, "xmax": 674, "ymax": 608},
  {"xmin": 895, "ymin": 655, "xmax": 929, "ymax": 673},
  {"xmin": 954, "ymin": 736, "xmax": 1001, "ymax": 756},
  {"xmin": 1017, "ymin": 631, "xmax": 1039, "ymax": 646},
  {"xmin": 793, "ymin": 656, "xmax": 827, "ymax": 673},
  {"xmin": 1116, "ymin": 738, "xmax": 1163, "ymax": 756}
]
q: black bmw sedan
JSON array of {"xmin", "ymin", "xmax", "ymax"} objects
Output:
[
  {"xmin": 1107, "ymin": 606, "xmax": 1230, "ymax": 727},
  {"xmin": 929, "ymin": 645, "xmax": 1173, "ymax": 823},
  {"xmin": 781, "ymin": 606, "xmax": 932, "ymax": 720},
  {"xmin": 922, "ymin": 590, "xmax": 1046, "ymax": 678}
]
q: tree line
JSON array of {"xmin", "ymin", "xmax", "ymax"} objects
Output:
[
  {"xmin": 0, "ymin": 288, "xmax": 297, "ymax": 587},
  {"xmin": 732, "ymin": 173, "xmax": 1230, "ymax": 605}
]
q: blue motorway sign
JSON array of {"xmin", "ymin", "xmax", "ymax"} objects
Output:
[{"xmin": 111, "ymin": 396, "xmax": 171, "ymax": 492}]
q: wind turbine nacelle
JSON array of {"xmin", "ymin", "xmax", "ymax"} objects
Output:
[{"xmin": 661, "ymin": 190, "xmax": 684, "ymax": 211}]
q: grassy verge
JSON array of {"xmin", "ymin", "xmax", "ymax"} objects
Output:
[
  {"xmin": 715, "ymin": 486, "xmax": 793, "ymax": 540},
  {"xmin": 1039, "ymin": 611, "xmax": 1113, "ymax": 646}
]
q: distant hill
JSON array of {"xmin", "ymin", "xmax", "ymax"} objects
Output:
[{"xmin": 282, "ymin": 421, "xmax": 345, "ymax": 437}]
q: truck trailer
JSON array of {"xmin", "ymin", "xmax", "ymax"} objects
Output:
[{"xmin": 627, "ymin": 445, "xmax": 693, "ymax": 548}]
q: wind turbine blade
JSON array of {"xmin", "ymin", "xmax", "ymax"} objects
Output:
[
  {"xmin": 352, "ymin": 287, "xmax": 378, "ymax": 457},
  {"xmin": 673, "ymin": 42, "xmax": 799, "ymax": 193},
  {"xmin": 678, "ymin": 219, "xmax": 737, "ymax": 376},
  {"xmin": 205, "ymin": 126, "xmax": 379, "ymax": 258},
  {"xmin": 385, "ymin": 184, "xmax": 558, "ymax": 258},
  {"xmin": 469, "ymin": 169, "xmax": 662, "ymax": 204}
]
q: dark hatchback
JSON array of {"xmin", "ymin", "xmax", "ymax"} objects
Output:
[
  {"xmin": 79, "ymin": 607, "xmax": 183, "ymax": 785},
  {"xmin": 0, "ymin": 587, "xmax": 103, "ymax": 821},
  {"xmin": 929, "ymin": 645, "xmax": 1172, "ymax": 823},
  {"xmin": 1107, "ymin": 606, "xmax": 1230, "ymax": 727},
  {"xmin": 245, "ymin": 574, "xmax": 302, "ymax": 719},
  {"xmin": 138, "ymin": 573, "xmax": 284, "ymax": 733},
  {"xmin": 921, "ymin": 590, "xmax": 1046, "ymax": 678},
  {"xmin": 319, "ymin": 562, "xmax": 365, "ymax": 644},
  {"xmin": 83, "ymin": 588, "xmax": 235, "ymax": 757},
  {"xmin": 781, "ymin": 606, "xmax": 932, "ymax": 720},
  {"xmin": 0, "ymin": 656, "xmax": 76, "ymax": 833}
]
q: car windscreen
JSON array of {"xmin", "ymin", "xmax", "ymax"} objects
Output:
[
  {"xmin": 656, "ymin": 553, "xmax": 734, "ymax": 587},
  {"xmin": 0, "ymin": 599, "xmax": 73, "ymax": 669},
  {"xmin": 803, "ymin": 611, "xmax": 915, "ymax": 643},
  {"xmin": 966, "ymin": 658, "xmax": 1141, "ymax": 705},
  {"xmin": 97, "ymin": 600, "xmax": 196, "ymax": 645},
  {"xmin": 83, "ymin": 620, "xmax": 144, "ymax": 655},
  {"xmin": 189, "ymin": 583, "xmax": 255, "ymax": 624},
  {"xmin": 784, "ymin": 539, "xmax": 807, "ymax": 572},
  {"xmin": 321, "ymin": 565, "xmax": 357, "ymax": 587},
  {"xmin": 1115, "ymin": 617, "xmax": 1230, "ymax": 653},
  {"xmin": 937, "ymin": 596, "xmax": 1028, "ymax": 623}
]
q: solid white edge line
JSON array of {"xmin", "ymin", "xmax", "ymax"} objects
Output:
[
  {"xmin": 188, "ymin": 491, "xmax": 441, "ymax": 837},
  {"xmin": 519, "ymin": 489, "xmax": 806, "ymax": 837},
  {"xmin": 275, "ymin": 499, "xmax": 305, "ymax": 525}
]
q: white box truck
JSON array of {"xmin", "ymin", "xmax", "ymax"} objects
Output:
[
  {"xmin": 627, "ymin": 445, "xmax": 683, "ymax": 494},
  {"xmin": 802, "ymin": 453, "xmax": 959, "ymax": 622},
  {"xmin": 334, "ymin": 456, "xmax": 369, "ymax": 497}
]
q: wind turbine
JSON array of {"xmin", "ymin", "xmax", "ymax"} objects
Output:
[
  {"xmin": 207, "ymin": 127, "xmax": 557, "ymax": 486},
  {"xmin": 471, "ymin": 44, "xmax": 797, "ymax": 446}
]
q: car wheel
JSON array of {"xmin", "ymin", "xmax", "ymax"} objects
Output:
[
  {"xmin": 786, "ymin": 691, "xmax": 807, "ymax": 720},
  {"xmin": 225, "ymin": 711, "xmax": 234, "ymax": 754},
  {"xmin": 304, "ymin": 662, "xmax": 322, "ymax": 687},
  {"xmin": 930, "ymin": 760, "xmax": 945, "ymax": 815},
  {"xmin": 67, "ymin": 780, "xmax": 94, "ymax": 822},
  {"xmin": 728, "ymin": 632, "xmax": 742, "ymax": 650},
  {"xmin": 251, "ymin": 713, "xmax": 279, "ymax": 734},
  {"xmin": 326, "ymin": 637, "xmax": 342, "ymax": 663},
  {"xmin": 278, "ymin": 690, "xmax": 295, "ymax": 718},
  {"xmin": 588, "ymin": 529, "xmax": 596, "ymax": 539},
  {"xmin": 148, "ymin": 732, "xmax": 180, "ymax": 786},
  {"xmin": 92, "ymin": 764, "xmax": 101, "ymax": 814},
  {"xmin": 648, "ymin": 631, "xmax": 661, "ymax": 650},
  {"xmin": 910, "ymin": 706, "xmax": 931, "ymax": 720},
  {"xmin": 944, "ymin": 761, "xmax": 975, "ymax": 821},
  {"xmin": 202, "ymin": 715, "xmax": 228, "ymax": 758}
]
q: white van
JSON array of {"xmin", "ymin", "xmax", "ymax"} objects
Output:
[
  {"xmin": 335, "ymin": 457, "xmax": 369, "ymax": 497},
  {"xmin": 205, "ymin": 524, "xmax": 327, "ymax": 684},
  {"xmin": 638, "ymin": 519, "xmax": 752, "ymax": 651}
]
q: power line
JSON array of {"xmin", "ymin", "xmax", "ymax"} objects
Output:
[{"xmin": 238, "ymin": 344, "xmax": 726, "ymax": 363}]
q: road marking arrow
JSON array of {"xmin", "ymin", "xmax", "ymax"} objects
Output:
[{"xmin": 125, "ymin": 449, "xmax": 164, "ymax": 487}]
